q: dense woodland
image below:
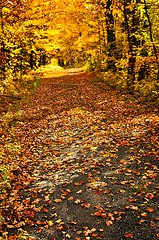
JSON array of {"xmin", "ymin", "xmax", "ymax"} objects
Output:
[{"xmin": 0, "ymin": 0, "xmax": 159, "ymax": 102}]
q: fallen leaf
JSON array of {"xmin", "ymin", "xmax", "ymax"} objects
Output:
[
  {"xmin": 48, "ymin": 221, "xmax": 54, "ymax": 226},
  {"xmin": 106, "ymin": 220, "xmax": 113, "ymax": 226},
  {"xmin": 69, "ymin": 221, "xmax": 77, "ymax": 224},
  {"xmin": 76, "ymin": 190, "xmax": 82, "ymax": 194},
  {"xmin": 55, "ymin": 219, "xmax": 62, "ymax": 223},
  {"xmin": 124, "ymin": 233, "xmax": 134, "ymax": 238},
  {"xmin": 68, "ymin": 196, "xmax": 73, "ymax": 200},
  {"xmin": 146, "ymin": 208, "xmax": 154, "ymax": 212},
  {"xmin": 81, "ymin": 203, "xmax": 91, "ymax": 208},
  {"xmin": 54, "ymin": 199, "xmax": 62, "ymax": 203},
  {"xmin": 42, "ymin": 208, "xmax": 48, "ymax": 212},
  {"xmin": 67, "ymin": 152, "xmax": 73, "ymax": 156},
  {"xmin": 75, "ymin": 199, "xmax": 81, "ymax": 204},
  {"xmin": 74, "ymin": 182, "xmax": 80, "ymax": 186},
  {"xmin": 141, "ymin": 213, "xmax": 147, "ymax": 217},
  {"xmin": 104, "ymin": 190, "xmax": 110, "ymax": 194}
]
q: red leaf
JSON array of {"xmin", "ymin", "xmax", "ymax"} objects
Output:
[
  {"xmin": 146, "ymin": 208, "xmax": 154, "ymax": 212},
  {"xmin": 124, "ymin": 233, "xmax": 134, "ymax": 238},
  {"xmin": 42, "ymin": 208, "xmax": 48, "ymax": 212}
]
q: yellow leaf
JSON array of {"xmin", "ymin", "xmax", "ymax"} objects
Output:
[
  {"xmin": 67, "ymin": 152, "xmax": 73, "ymax": 156},
  {"xmin": 76, "ymin": 190, "xmax": 82, "ymax": 194},
  {"xmin": 47, "ymin": 172, "xmax": 54, "ymax": 175},
  {"xmin": 56, "ymin": 219, "xmax": 62, "ymax": 223},
  {"xmin": 48, "ymin": 221, "xmax": 54, "ymax": 226}
]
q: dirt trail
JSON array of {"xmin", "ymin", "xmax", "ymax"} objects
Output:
[{"xmin": 1, "ymin": 69, "xmax": 159, "ymax": 240}]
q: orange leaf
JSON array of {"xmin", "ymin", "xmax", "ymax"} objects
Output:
[
  {"xmin": 42, "ymin": 208, "xmax": 48, "ymax": 212},
  {"xmin": 69, "ymin": 221, "xmax": 77, "ymax": 225},
  {"xmin": 37, "ymin": 227, "xmax": 43, "ymax": 233},
  {"xmin": 54, "ymin": 199, "xmax": 62, "ymax": 203},
  {"xmin": 141, "ymin": 213, "xmax": 147, "ymax": 217},
  {"xmin": 99, "ymin": 228, "xmax": 104, "ymax": 231},
  {"xmin": 145, "ymin": 193, "xmax": 154, "ymax": 199},
  {"xmin": 130, "ymin": 205, "xmax": 138, "ymax": 210},
  {"xmin": 150, "ymin": 222, "xmax": 156, "ymax": 227},
  {"xmin": 81, "ymin": 203, "xmax": 91, "ymax": 208},
  {"xmin": 146, "ymin": 208, "xmax": 154, "ymax": 212},
  {"xmin": 68, "ymin": 196, "xmax": 73, "ymax": 200},
  {"xmin": 104, "ymin": 190, "xmax": 110, "ymax": 194},
  {"xmin": 75, "ymin": 199, "xmax": 81, "ymax": 204},
  {"xmin": 100, "ymin": 182, "xmax": 107, "ymax": 187},
  {"xmin": 44, "ymin": 196, "xmax": 50, "ymax": 202},
  {"xmin": 120, "ymin": 160, "xmax": 127, "ymax": 164},
  {"xmin": 92, "ymin": 233, "xmax": 98, "ymax": 237},
  {"xmin": 124, "ymin": 233, "xmax": 134, "ymax": 238},
  {"xmin": 106, "ymin": 220, "xmax": 113, "ymax": 226}
]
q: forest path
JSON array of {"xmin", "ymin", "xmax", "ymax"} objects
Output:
[{"xmin": 1, "ymin": 69, "xmax": 159, "ymax": 240}]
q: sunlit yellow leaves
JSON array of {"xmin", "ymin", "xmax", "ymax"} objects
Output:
[
  {"xmin": 76, "ymin": 190, "xmax": 82, "ymax": 194},
  {"xmin": 55, "ymin": 219, "xmax": 62, "ymax": 224},
  {"xmin": 48, "ymin": 220, "xmax": 54, "ymax": 226},
  {"xmin": 67, "ymin": 152, "xmax": 73, "ymax": 156}
]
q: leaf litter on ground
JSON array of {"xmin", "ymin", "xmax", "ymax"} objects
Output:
[{"xmin": 0, "ymin": 68, "xmax": 159, "ymax": 239}]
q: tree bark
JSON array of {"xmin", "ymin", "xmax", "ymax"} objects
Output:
[
  {"xmin": 143, "ymin": 0, "xmax": 159, "ymax": 79},
  {"xmin": 101, "ymin": 0, "xmax": 116, "ymax": 70}
]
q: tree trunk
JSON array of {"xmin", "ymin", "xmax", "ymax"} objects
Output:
[
  {"xmin": 105, "ymin": 0, "xmax": 116, "ymax": 70},
  {"xmin": 0, "ymin": 5, "xmax": 6, "ymax": 81},
  {"xmin": 30, "ymin": 50, "xmax": 34, "ymax": 69},
  {"xmin": 143, "ymin": 0, "xmax": 159, "ymax": 80},
  {"xmin": 123, "ymin": 0, "xmax": 140, "ymax": 89}
]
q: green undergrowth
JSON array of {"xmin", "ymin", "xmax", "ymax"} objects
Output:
[
  {"xmin": 0, "ymin": 73, "xmax": 42, "ymax": 224},
  {"xmin": 0, "ymin": 164, "xmax": 11, "ymax": 197},
  {"xmin": 1, "ymin": 228, "xmax": 30, "ymax": 240}
]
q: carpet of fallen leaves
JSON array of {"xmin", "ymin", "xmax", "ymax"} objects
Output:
[{"xmin": 0, "ymin": 68, "xmax": 159, "ymax": 240}]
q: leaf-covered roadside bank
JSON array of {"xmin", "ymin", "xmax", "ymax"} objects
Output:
[{"xmin": 0, "ymin": 69, "xmax": 159, "ymax": 239}]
